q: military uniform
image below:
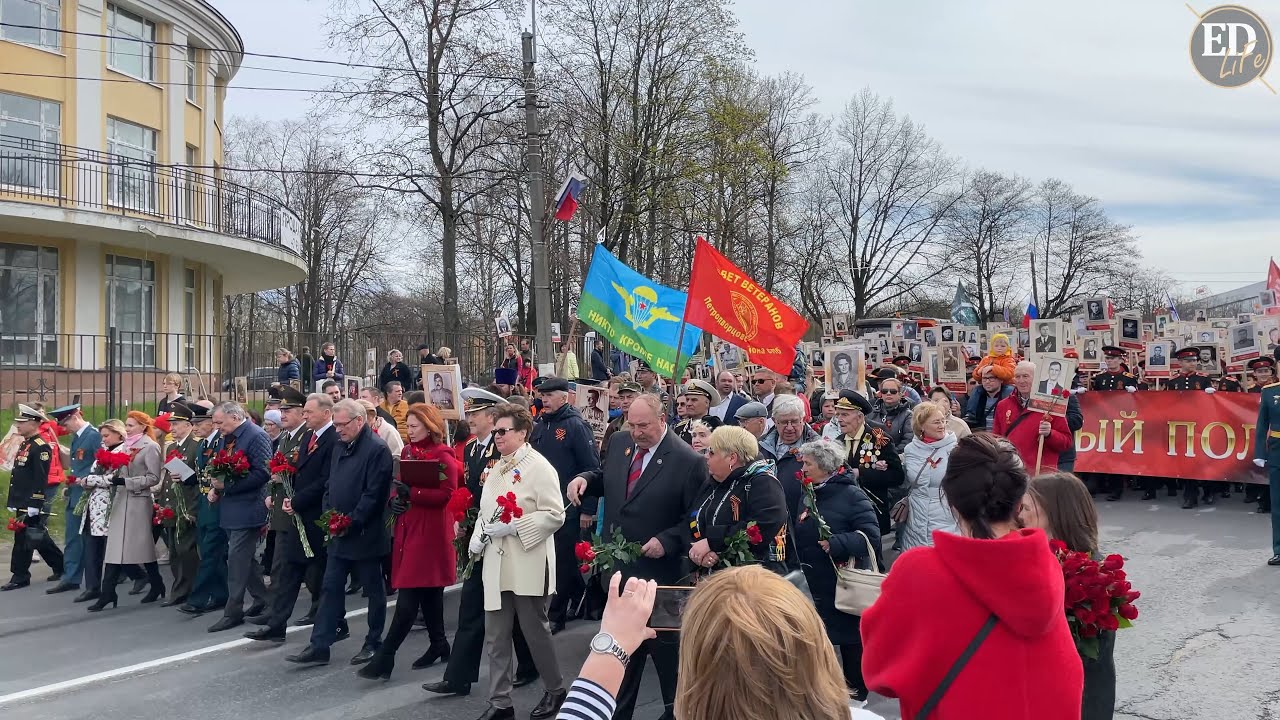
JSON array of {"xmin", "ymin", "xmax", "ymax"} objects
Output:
[
  {"xmin": 1091, "ymin": 348, "xmax": 1139, "ymax": 500},
  {"xmin": 1247, "ymin": 358, "xmax": 1277, "ymax": 511},
  {"xmin": 1255, "ymin": 380, "xmax": 1280, "ymax": 565},
  {"xmin": 1171, "ymin": 349, "xmax": 1217, "ymax": 508},
  {"xmin": 182, "ymin": 411, "xmax": 229, "ymax": 614},
  {"xmin": 3, "ymin": 405, "xmax": 65, "ymax": 590},
  {"xmin": 159, "ymin": 411, "xmax": 202, "ymax": 604},
  {"xmin": 832, "ymin": 390, "xmax": 904, "ymax": 536}
]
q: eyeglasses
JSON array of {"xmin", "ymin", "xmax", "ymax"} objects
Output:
[
  {"xmin": 332, "ymin": 418, "xmax": 355, "ymax": 430},
  {"xmin": 880, "ymin": 389, "xmax": 899, "ymax": 395},
  {"xmin": 493, "ymin": 427, "xmax": 519, "ymax": 437}
]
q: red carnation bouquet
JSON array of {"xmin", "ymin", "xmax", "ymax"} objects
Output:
[
  {"xmin": 94, "ymin": 448, "xmax": 133, "ymax": 473},
  {"xmin": 717, "ymin": 521, "xmax": 764, "ymax": 568},
  {"xmin": 152, "ymin": 503, "xmax": 177, "ymax": 527},
  {"xmin": 268, "ymin": 451, "xmax": 296, "ymax": 478},
  {"xmin": 1049, "ymin": 539, "xmax": 1140, "ymax": 659},
  {"xmin": 317, "ymin": 509, "xmax": 352, "ymax": 542},
  {"xmin": 576, "ymin": 528, "xmax": 645, "ymax": 576},
  {"xmin": 207, "ymin": 448, "xmax": 250, "ymax": 488},
  {"xmin": 797, "ymin": 471, "xmax": 832, "ymax": 540},
  {"xmin": 165, "ymin": 447, "xmax": 186, "ymax": 465},
  {"xmin": 447, "ymin": 487, "xmax": 478, "ymax": 568},
  {"xmin": 461, "ymin": 491, "xmax": 524, "ymax": 580},
  {"xmin": 6, "ymin": 513, "xmax": 26, "ymax": 533}
]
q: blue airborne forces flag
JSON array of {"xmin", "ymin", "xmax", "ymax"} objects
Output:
[{"xmin": 577, "ymin": 246, "xmax": 700, "ymax": 376}]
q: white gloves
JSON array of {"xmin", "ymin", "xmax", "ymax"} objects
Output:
[
  {"xmin": 26, "ymin": 507, "xmax": 40, "ymax": 517},
  {"xmin": 1125, "ymin": 386, "xmax": 1137, "ymax": 393},
  {"xmin": 469, "ymin": 535, "xmax": 486, "ymax": 556},
  {"xmin": 484, "ymin": 521, "xmax": 518, "ymax": 539},
  {"xmin": 1205, "ymin": 387, "xmax": 1216, "ymax": 394},
  {"xmin": 1256, "ymin": 459, "xmax": 1268, "ymax": 468},
  {"xmin": 5, "ymin": 507, "xmax": 14, "ymax": 513},
  {"xmin": 1073, "ymin": 387, "xmax": 1088, "ymax": 395}
]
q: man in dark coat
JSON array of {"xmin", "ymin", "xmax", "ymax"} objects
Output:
[
  {"xmin": 590, "ymin": 339, "xmax": 611, "ymax": 382},
  {"xmin": 156, "ymin": 402, "xmax": 201, "ymax": 606},
  {"xmin": 758, "ymin": 394, "xmax": 821, "ymax": 522},
  {"xmin": 529, "ymin": 378, "xmax": 599, "ymax": 634},
  {"xmin": 2, "ymin": 405, "xmax": 64, "ymax": 591},
  {"xmin": 207, "ymin": 402, "xmax": 272, "ymax": 632},
  {"xmin": 180, "ymin": 401, "xmax": 230, "ymax": 615},
  {"xmin": 246, "ymin": 391, "xmax": 341, "ymax": 643},
  {"xmin": 287, "ymin": 399, "xmax": 393, "ymax": 666},
  {"xmin": 566, "ymin": 394, "xmax": 708, "ymax": 720}
]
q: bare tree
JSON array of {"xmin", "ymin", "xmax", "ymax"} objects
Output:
[{"xmin": 942, "ymin": 170, "xmax": 1032, "ymax": 326}]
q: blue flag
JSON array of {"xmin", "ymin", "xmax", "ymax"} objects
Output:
[{"xmin": 576, "ymin": 246, "xmax": 700, "ymax": 377}]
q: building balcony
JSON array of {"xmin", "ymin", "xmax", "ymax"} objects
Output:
[{"xmin": 0, "ymin": 133, "xmax": 304, "ymax": 294}]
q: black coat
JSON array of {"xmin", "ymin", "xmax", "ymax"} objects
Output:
[
  {"xmin": 577, "ymin": 429, "xmax": 708, "ymax": 584},
  {"xmin": 530, "ymin": 404, "xmax": 599, "ymax": 516},
  {"xmin": 837, "ymin": 422, "xmax": 905, "ymax": 535},
  {"xmin": 280, "ymin": 425, "xmax": 337, "ymax": 563},
  {"xmin": 378, "ymin": 361, "xmax": 414, "ymax": 393},
  {"xmin": 688, "ymin": 461, "xmax": 794, "ymax": 576},
  {"xmin": 794, "ymin": 472, "xmax": 881, "ymax": 645},
  {"xmin": 759, "ymin": 424, "xmax": 822, "ymax": 522},
  {"xmin": 463, "ymin": 435, "xmax": 501, "ymax": 505},
  {"xmin": 590, "ymin": 349, "xmax": 610, "ymax": 381},
  {"xmin": 323, "ymin": 425, "xmax": 393, "ymax": 561}
]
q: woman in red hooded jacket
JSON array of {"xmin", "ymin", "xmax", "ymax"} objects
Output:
[
  {"xmin": 861, "ymin": 433, "xmax": 1082, "ymax": 720},
  {"xmin": 357, "ymin": 402, "xmax": 459, "ymax": 680}
]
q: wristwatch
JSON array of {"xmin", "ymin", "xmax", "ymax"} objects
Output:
[{"xmin": 589, "ymin": 632, "xmax": 630, "ymax": 667}]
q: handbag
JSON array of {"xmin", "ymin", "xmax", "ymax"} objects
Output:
[
  {"xmin": 890, "ymin": 448, "xmax": 938, "ymax": 524},
  {"xmin": 916, "ymin": 614, "xmax": 999, "ymax": 718},
  {"xmin": 782, "ymin": 525, "xmax": 813, "ymax": 600},
  {"xmin": 833, "ymin": 530, "xmax": 885, "ymax": 616}
]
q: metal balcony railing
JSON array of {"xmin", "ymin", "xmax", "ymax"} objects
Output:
[{"xmin": 0, "ymin": 133, "xmax": 301, "ymax": 255}]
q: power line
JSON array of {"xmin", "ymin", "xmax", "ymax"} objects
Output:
[
  {"xmin": 0, "ymin": 21, "xmax": 523, "ymax": 82},
  {"xmin": 0, "ymin": 71, "xmax": 524, "ymax": 97}
]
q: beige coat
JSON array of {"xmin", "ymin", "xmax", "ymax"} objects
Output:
[
  {"xmin": 104, "ymin": 435, "xmax": 162, "ymax": 564},
  {"xmin": 471, "ymin": 442, "xmax": 565, "ymax": 611}
]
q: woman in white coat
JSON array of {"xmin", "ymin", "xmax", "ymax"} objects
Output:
[
  {"xmin": 468, "ymin": 403, "xmax": 567, "ymax": 720},
  {"xmin": 75, "ymin": 419, "xmax": 124, "ymax": 603},
  {"xmin": 88, "ymin": 411, "xmax": 164, "ymax": 611},
  {"xmin": 897, "ymin": 402, "xmax": 959, "ymax": 550}
]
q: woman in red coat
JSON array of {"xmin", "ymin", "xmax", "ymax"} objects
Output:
[
  {"xmin": 861, "ymin": 433, "xmax": 1083, "ymax": 720},
  {"xmin": 357, "ymin": 402, "xmax": 459, "ymax": 680},
  {"xmin": 992, "ymin": 360, "xmax": 1073, "ymax": 473}
]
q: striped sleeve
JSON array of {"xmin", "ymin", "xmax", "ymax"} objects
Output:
[{"xmin": 555, "ymin": 678, "xmax": 617, "ymax": 720}]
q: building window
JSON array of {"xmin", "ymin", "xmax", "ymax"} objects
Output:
[
  {"xmin": 0, "ymin": 0, "xmax": 60, "ymax": 50},
  {"xmin": 105, "ymin": 254, "xmax": 155, "ymax": 368},
  {"xmin": 0, "ymin": 242, "xmax": 58, "ymax": 365},
  {"xmin": 0, "ymin": 91, "xmax": 60, "ymax": 193},
  {"xmin": 186, "ymin": 45, "xmax": 199, "ymax": 102},
  {"xmin": 107, "ymin": 4, "xmax": 155, "ymax": 81},
  {"xmin": 106, "ymin": 116, "xmax": 157, "ymax": 211},
  {"xmin": 182, "ymin": 267, "xmax": 198, "ymax": 369}
]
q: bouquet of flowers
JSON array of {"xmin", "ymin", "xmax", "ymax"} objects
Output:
[
  {"xmin": 152, "ymin": 503, "xmax": 177, "ymax": 527},
  {"xmin": 461, "ymin": 492, "xmax": 523, "ymax": 580},
  {"xmin": 268, "ymin": 451, "xmax": 296, "ymax": 479},
  {"xmin": 95, "ymin": 448, "xmax": 133, "ymax": 474},
  {"xmin": 447, "ymin": 487, "xmax": 477, "ymax": 568},
  {"xmin": 165, "ymin": 447, "xmax": 186, "ymax": 465},
  {"xmin": 6, "ymin": 513, "xmax": 26, "ymax": 533},
  {"xmin": 317, "ymin": 509, "xmax": 352, "ymax": 542},
  {"xmin": 718, "ymin": 521, "xmax": 764, "ymax": 568},
  {"xmin": 797, "ymin": 471, "xmax": 832, "ymax": 540},
  {"xmin": 207, "ymin": 448, "xmax": 250, "ymax": 488},
  {"xmin": 1049, "ymin": 540, "xmax": 1141, "ymax": 660},
  {"xmin": 576, "ymin": 528, "xmax": 646, "ymax": 576}
]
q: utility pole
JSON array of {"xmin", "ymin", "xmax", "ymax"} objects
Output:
[{"xmin": 522, "ymin": 30, "xmax": 554, "ymax": 371}]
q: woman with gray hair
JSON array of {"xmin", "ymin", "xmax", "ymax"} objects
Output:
[{"xmin": 793, "ymin": 438, "xmax": 882, "ymax": 700}]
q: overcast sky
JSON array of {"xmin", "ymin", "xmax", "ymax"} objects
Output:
[{"xmin": 215, "ymin": 0, "xmax": 1280, "ymax": 295}]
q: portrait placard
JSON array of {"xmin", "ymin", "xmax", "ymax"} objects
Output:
[
  {"xmin": 1084, "ymin": 296, "xmax": 1112, "ymax": 331},
  {"xmin": 825, "ymin": 343, "xmax": 867, "ymax": 396},
  {"xmin": 1144, "ymin": 341, "xmax": 1172, "ymax": 379},
  {"xmin": 495, "ymin": 314, "xmax": 513, "ymax": 338},
  {"xmin": 922, "ymin": 326, "xmax": 939, "ymax": 348},
  {"xmin": 365, "ymin": 348, "xmax": 377, "ymax": 378},
  {"xmin": 575, "ymin": 384, "xmax": 610, "ymax": 441},
  {"xmin": 713, "ymin": 340, "xmax": 745, "ymax": 374},
  {"xmin": 1117, "ymin": 313, "xmax": 1143, "ymax": 351},
  {"xmin": 907, "ymin": 341, "xmax": 925, "ymax": 373},
  {"xmin": 901, "ymin": 322, "xmax": 918, "ymax": 341},
  {"xmin": 1154, "ymin": 314, "xmax": 1169, "ymax": 337},
  {"xmin": 1028, "ymin": 354, "xmax": 1076, "ymax": 416},
  {"xmin": 821, "ymin": 318, "xmax": 835, "ymax": 336},
  {"xmin": 939, "ymin": 324, "xmax": 956, "ymax": 343},
  {"xmin": 937, "ymin": 343, "xmax": 967, "ymax": 391},
  {"xmin": 1229, "ymin": 322, "xmax": 1259, "ymax": 363},
  {"xmin": 1030, "ymin": 319, "xmax": 1062, "ymax": 358},
  {"xmin": 833, "ymin": 314, "xmax": 849, "ymax": 336},
  {"xmin": 1077, "ymin": 334, "xmax": 1102, "ymax": 371},
  {"xmin": 421, "ymin": 364, "xmax": 463, "ymax": 420}
]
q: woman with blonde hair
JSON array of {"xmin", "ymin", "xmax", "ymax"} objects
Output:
[
  {"xmin": 75, "ymin": 419, "xmax": 126, "ymax": 604},
  {"xmin": 897, "ymin": 401, "xmax": 960, "ymax": 550},
  {"xmin": 89, "ymin": 411, "xmax": 165, "ymax": 610}
]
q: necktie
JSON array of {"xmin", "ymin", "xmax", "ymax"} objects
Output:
[
  {"xmin": 626, "ymin": 447, "xmax": 649, "ymax": 498},
  {"xmin": 307, "ymin": 432, "xmax": 318, "ymax": 454}
]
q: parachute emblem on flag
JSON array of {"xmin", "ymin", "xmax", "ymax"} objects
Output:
[
  {"xmin": 613, "ymin": 282, "xmax": 679, "ymax": 330},
  {"xmin": 730, "ymin": 291, "xmax": 760, "ymax": 341}
]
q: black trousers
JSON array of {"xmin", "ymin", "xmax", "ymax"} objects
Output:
[
  {"xmin": 548, "ymin": 521, "xmax": 586, "ymax": 622},
  {"xmin": 81, "ymin": 529, "xmax": 105, "ymax": 593},
  {"xmin": 1183, "ymin": 480, "xmax": 1215, "ymax": 503},
  {"xmin": 614, "ymin": 632, "xmax": 679, "ymax": 720},
  {"xmin": 1143, "ymin": 477, "xmax": 1179, "ymax": 495},
  {"xmin": 100, "ymin": 561, "xmax": 163, "ymax": 600},
  {"xmin": 840, "ymin": 643, "xmax": 866, "ymax": 692},
  {"xmin": 442, "ymin": 564, "xmax": 534, "ymax": 685},
  {"xmin": 266, "ymin": 552, "xmax": 326, "ymax": 631},
  {"xmin": 383, "ymin": 586, "xmax": 446, "ymax": 656},
  {"xmin": 8, "ymin": 516, "xmax": 64, "ymax": 583}
]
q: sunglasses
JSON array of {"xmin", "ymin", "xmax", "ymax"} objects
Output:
[
  {"xmin": 493, "ymin": 427, "xmax": 519, "ymax": 437},
  {"xmin": 879, "ymin": 388, "xmax": 899, "ymax": 395},
  {"xmin": 751, "ymin": 378, "xmax": 770, "ymax": 384}
]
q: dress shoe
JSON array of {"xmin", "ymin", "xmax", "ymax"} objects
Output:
[
  {"xmin": 530, "ymin": 689, "xmax": 569, "ymax": 719},
  {"xmin": 1, "ymin": 580, "xmax": 30, "ymax": 591},
  {"xmin": 246, "ymin": 613, "xmax": 271, "ymax": 626},
  {"xmin": 355, "ymin": 650, "xmax": 394, "ymax": 679},
  {"xmin": 87, "ymin": 595, "xmax": 119, "ymax": 612},
  {"xmin": 208, "ymin": 616, "xmax": 244, "ymax": 633},
  {"xmin": 350, "ymin": 645, "xmax": 378, "ymax": 665},
  {"xmin": 1268, "ymin": 555, "xmax": 1280, "ymax": 567},
  {"xmin": 1105, "ymin": 493, "xmax": 1122, "ymax": 502},
  {"xmin": 245, "ymin": 627, "xmax": 286, "ymax": 643},
  {"xmin": 245, "ymin": 602, "xmax": 268, "ymax": 617},
  {"xmin": 422, "ymin": 680, "xmax": 471, "ymax": 697},
  {"xmin": 179, "ymin": 601, "xmax": 225, "ymax": 616},
  {"xmin": 411, "ymin": 641, "xmax": 450, "ymax": 669},
  {"xmin": 512, "ymin": 670, "xmax": 538, "ymax": 689},
  {"xmin": 160, "ymin": 594, "xmax": 187, "ymax": 608},
  {"xmin": 335, "ymin": 624, "xmax": 351, "ymax": 643},
  {"xmin": 474, "ymin": 706, "xmax": 515, "ymax": 720},
  {"xmin": 549, "ymin": 620, "xmax": 566, "ymax": 635},
  {"xmin": 285, "ymin": 645, "xmax": 330, "ymax": 665},
  {"xmin": 128, "ymin": 578, "xmax": 148, "ymax": 595},
  {"xmin": 73, "ymin": 589, "xmax": 100, "ymax": 603},
  {"xmin": 291, "ymin": 612, "xmax": 316, "ymax": 627},
  {"xmin": 1141, "ymin": 491, "xmax": 1157, "ymax": 501},
  {"xmin": 1181, "ymin": 498, "xmax": 1197, "ymax": 509},
  {"xmin": 46, "ymin": 573, "xmax": 62, "ymax": 582},
  {"xmin": 46, "ymin": 582, "xmax": 79, "ymax": 595},
  {"xmin": 345, "ymin": 579, "xmax": 361, "ymax": 595}
]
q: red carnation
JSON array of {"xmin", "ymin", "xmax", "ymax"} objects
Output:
[
  {"xmin": 446, "ymin": 487, "xmax": 474, "ymax": 522},
  {"xmin": 165, "ymin": 447, "xmax": 185, "ymax": 464},
  {"xmin": 1101, "ymin": 554, "xmax": 1124, "ymax": 571},
  {"xmin": 575, "ymin": 541, "xmax": 596, "ymax": 562},
  {"xmin": 745, "ymin": 523, "xmax": 763, "ymax": 545},
  {"xmin": 268, "ymin": 451, "xmax": 296, "ymax": 476},
  {"xmin": 579, "ymin": 564, "xmax": 591, "ymax": 574},
  {"xmin": 1118, "ymin": 603, "xmax": 1139, "ymax": 621}
]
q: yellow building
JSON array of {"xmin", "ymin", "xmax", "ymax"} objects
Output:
[{"xmin": 0, "ymin": 0, "xmax": 304, "ymax": 374}]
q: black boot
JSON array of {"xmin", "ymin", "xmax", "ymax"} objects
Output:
[
  {"xmin": 141, "ymin": 562, "xmax": 166, "ymax": 604},
  {"xmin": 1182, "ymin": 497, "xmax": 1197, "ymax": 509},
  {"xmin": 356, "ymin": 650, "xmax": 394, "ymax": 680},
  {"xmin": 411, "ymin": 640, "xmax": 451, "ymax": 669},
  {"xmin": 90, "ymin": 565, "xmax": 122, "ymax": 612},
  {"xmin": 1141, "ymin": 491, "xmax": 1157, "ymax": 500}
]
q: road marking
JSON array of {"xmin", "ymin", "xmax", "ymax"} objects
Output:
[{"xmin": 0, "ymin": 584, "xmax": 460, "ymax": 706}]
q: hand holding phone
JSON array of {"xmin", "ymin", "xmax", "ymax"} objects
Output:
[{"xmin": 648, "ymin": 586, "xmax": 694, "ymax": 631}]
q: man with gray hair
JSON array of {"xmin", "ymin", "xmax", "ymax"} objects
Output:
[
  {"xmin": 287, "ymin": 398, "xmax": 393, "ymax": 667},
  {"xmin": 206, "ymin": 402, "xmax": 273, "ymax": 633},
  {"xmin": 760, "ymin": 394, "xmax": 821, "ymax": 522}
]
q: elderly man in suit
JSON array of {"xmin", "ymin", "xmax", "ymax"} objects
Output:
[
  {"xmin": 206, "ymin": 402, "xmax": 273, "ymax": 633},
  {"xmin": 287, "ymin": 398, "xmax": 393, "ymax": 667},
  {"xmin": 567, "ymin": 393, "xmax": 708, "ymax": 720}
]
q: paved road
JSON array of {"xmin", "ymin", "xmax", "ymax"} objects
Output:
[{"xmin": 0, "ymin": 494, "xmax": 1276, "ymax": 719}]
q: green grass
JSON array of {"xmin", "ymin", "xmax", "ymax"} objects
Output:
[{"xmin": 0, "ymin": 468, "xmax": 71, "ymax": 554}]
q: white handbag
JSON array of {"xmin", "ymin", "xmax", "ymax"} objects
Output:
[{"xmin": 833, "ymin": 530, "xmax": 885, "ymax": 616}]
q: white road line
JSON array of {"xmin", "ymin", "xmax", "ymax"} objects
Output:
[{"xmin": 0, "ymin": 584, "xmax": 461, "ymax": 706}]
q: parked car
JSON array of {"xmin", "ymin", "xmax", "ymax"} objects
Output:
[{"xmin": 222, "ymin": 367, "xmax": 280, "ymax": 392}]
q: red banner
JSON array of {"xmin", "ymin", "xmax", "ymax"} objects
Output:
[
  {"xmin": 683, "ymin": 237, "xmax": 808, "ymax": 375},
  {"xmin": 1074, "ymin": 391, "xmax": 1268, "ymax": 484}
]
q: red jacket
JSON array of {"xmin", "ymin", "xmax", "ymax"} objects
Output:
[
  {"xmin": 392, "ymin": 441, "xmax": 461, "ymax": 589},
  {"xmin": 991, "ymin": 392, "xmax": 1072, "ymax": 473},
  {"xmin": 862, "ymin": 528, "xmax": 1083, "ymax": 720}
]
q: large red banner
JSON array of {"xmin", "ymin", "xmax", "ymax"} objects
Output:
[{"xmin": 1074, "ymin": 391, "xmax": 1269, "ymax": 484}]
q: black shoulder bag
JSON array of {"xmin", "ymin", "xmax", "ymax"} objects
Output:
[{"xmin": 916, "ymin": 613, "xmax": 998, "ymax": 718}]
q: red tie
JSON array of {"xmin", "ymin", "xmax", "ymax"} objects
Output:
[
  {"xmin": 307, "ymin": 433, "xmax": 317, "ymax": 454},
  {"xmin": 626, "ymin": 448, "xmax": 649, "ymax": 498}
]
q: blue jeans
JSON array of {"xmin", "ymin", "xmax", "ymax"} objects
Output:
[
  {"xmin": 62, "ymin": 485, "xmax": 85, "ymax": 585},
  {"xmin": 309, "ymin": 554, "xmax": 385, "ymax": 651}
]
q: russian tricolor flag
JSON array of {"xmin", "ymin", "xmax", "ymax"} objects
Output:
[
  {"xmin": 1022, "ymin": 297, "xmax": 1038, "ymax": 329},
  {"xmin": 553, "ymin": 171, "xmax": 587, "ymax": 222}
]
